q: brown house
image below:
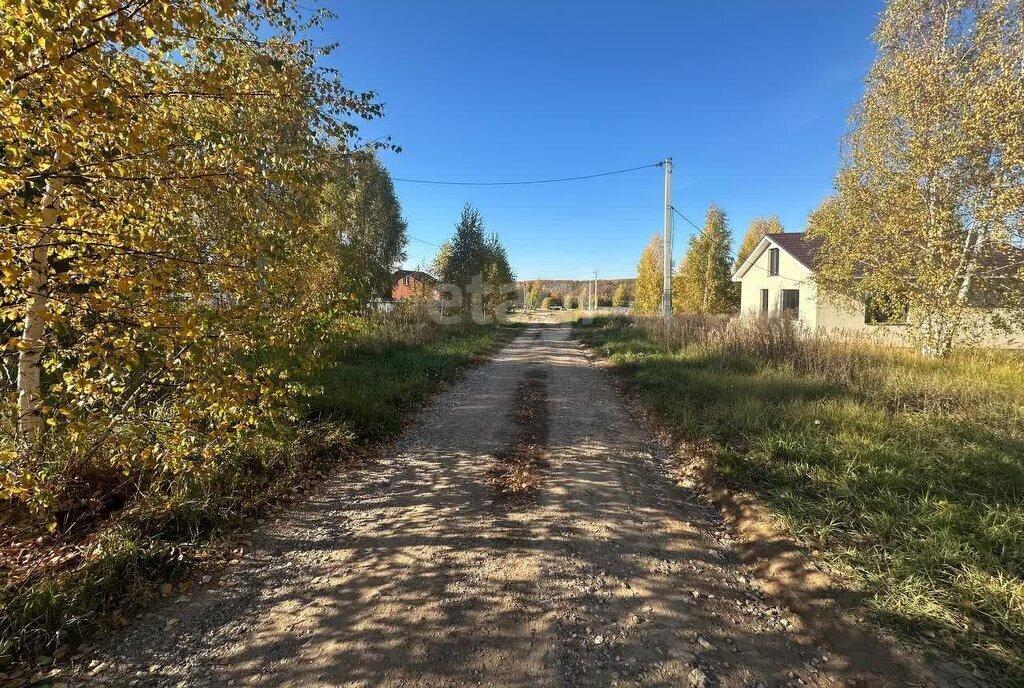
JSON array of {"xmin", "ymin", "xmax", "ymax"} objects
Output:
[{"xmin": 392, "ymin": 269, "xmax": 438, "ymax": 301}]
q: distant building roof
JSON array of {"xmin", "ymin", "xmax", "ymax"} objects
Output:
[{"xmin": 393, "ymin": 269, "xmax": 438, "ymax": 285}]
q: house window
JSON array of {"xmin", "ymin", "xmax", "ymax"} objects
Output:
[
  {"xmin": 781, "ymin": 289, "xmax": 800, "ymax": 315},
  {"xmin": 403, "ymin": 275, "xmax": 410, "ymax": 286},
  {"xmin": 768, "ymin": 248, "xmax": 780, "ymax": 276},
  {"xmin": 760, "ymin": 288, "xmax": 769, "ymax": 313},
  {"xmin": 864, "ymin": 293, "xmax": 908, "ymax": 325}
]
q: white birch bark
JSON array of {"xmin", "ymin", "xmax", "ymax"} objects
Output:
[{"xmin": 17, "ymin": 153, "xmax": 63, "ymax": 449}]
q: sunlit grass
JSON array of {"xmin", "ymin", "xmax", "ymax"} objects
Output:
[
  {"xmin": 577, "ymin": 315, "xmax": 1024, "ymax": 686},
  {"xmin": 1, "ymin": 315, "xmax": 512, "ymax": 666}
]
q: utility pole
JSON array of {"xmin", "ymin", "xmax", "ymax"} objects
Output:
[
  {"xmin": 662, "ymin": 157, "xmax": 673, "ymax": 322},
  {"xmin": 593, "ymin": 270, "xmax": 598, "ymax": 312}
]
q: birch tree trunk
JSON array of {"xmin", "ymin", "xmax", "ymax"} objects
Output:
[{"xmin": 17, "ymin": 153, "xmax": 63, "ymax": 450}]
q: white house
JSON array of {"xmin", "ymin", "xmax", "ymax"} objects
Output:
[{"xmin": 730, "ymin": 232, "xmax": 1024, "ymax": 348}]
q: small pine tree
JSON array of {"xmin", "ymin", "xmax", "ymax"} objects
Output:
[
  {"xmin": 441, "ymin": 205, "xmax": 486, "ymax": 289},
  {"xmin": 439, "ymin": 205, "xmax": 514, "ymax": 319}
]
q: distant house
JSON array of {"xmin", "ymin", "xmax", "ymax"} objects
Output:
[
  {"xmin": 392, "ymin": 269, "xmax": 438, "ymax": 301},
  {"xmin": 730, "ymin": 232, "xmax": 1023, "ymax": 348}
]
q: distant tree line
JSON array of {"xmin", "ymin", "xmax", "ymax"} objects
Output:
[{"xmin": 516, "ymin": 279, "xmax": 636, "ymax": 310}]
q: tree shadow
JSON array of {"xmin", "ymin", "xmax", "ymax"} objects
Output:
[
  {"xmin": 71, "ymin": 323, "xmax": 974, "ymax": 687},
  {"xmin": 592, "ymin": 334, "xmax": 1023, "ymax": 685}
]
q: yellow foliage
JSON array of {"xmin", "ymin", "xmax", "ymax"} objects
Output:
[
  {"xmin": 633, "ymin": 235, "xmax": 664, "ymax": 315},
  {"xmin": 809, "ymin": 0, "xmax": 1024, "ymax": 353},
  {"xmin": 1, "ymin": 1, "xmax": 386, "ymax": 513}
]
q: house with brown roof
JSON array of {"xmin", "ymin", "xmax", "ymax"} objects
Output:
[
  {"xmin": 730, "ymin": 232, "xmax": 1023, "ymax": 348},
  {"xmin": 392, "ymin": 269, "xmax": 439, "ymax": 301}
]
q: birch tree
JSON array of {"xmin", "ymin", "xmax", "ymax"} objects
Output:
[
  {"xmin": 320, "ymin": 152, "xmax": 408, "ymax": 309},
  {"xmin": 674, "ymin": 205, "xmax": 737, "ymax": 314},
  {"xmin": 612, "ymin": 283, "xmax": 629, "ymax": 307},
  {"xmin": 735, "ymin": 215, "xmax": 784, "ymax": 269},
  {"xmin": 633, "ymin": 236, "xmax": 664, "ymax": 315},
  {"xmin": 1, "ymin": 1, "xmax": 385, "ymax": 514},
  {"xmin": 808, "ymin": 0, "xmax": 1024, "ymax": 353}
]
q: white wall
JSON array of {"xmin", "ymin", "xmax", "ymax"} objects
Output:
[
  {"xmin": 740, "ymin": 259, "xmax": 1024, "ymax": 349},
  {"xmin": 815, "ymin": 294, "xmax": 1024, "ymax": 348},
  {"xmin": 737, "ymin": 244, "xmax": 818, "ymax": 328}
]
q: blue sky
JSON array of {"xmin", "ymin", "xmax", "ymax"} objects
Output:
[{"xmin": 321, "ymin": 1, "xmax": 884, "ymax": 280}]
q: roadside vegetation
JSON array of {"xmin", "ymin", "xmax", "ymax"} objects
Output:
[
  {"xmin": 1, "ymin": 308, "xmax": 512, "ymax": 668},
  {"xmin": 1, "ymin": 1, "xmax": 518, "ymax": 672},
  {"xmin": 577, "ymin": 314, "xmax": 1024, "ymax": 685}
]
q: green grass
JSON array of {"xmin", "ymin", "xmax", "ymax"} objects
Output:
[
  {"xmin": 576, "ymin": 316, "xmax": 1024, "ymax": 686},
  {"xmin": 306, "ymin": 324, "xmax": 507, "ymax": 440},
  {"xmin": 1, "ymin": 318, "xmax": 513, "ymax": 671}
]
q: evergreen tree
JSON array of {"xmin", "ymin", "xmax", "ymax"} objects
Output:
[
  {"xmin": 633, "ymin": 235, "xmax": 664, "ymax": 315},
  {"xmin": 441, "ymin": 205, "xmax": 487, "ymax": 290},
  {"xmin": 438, "ymin": 205, "xmax": 513, "ymax": 320},
  {"xmin": 675, "ymin": 205, "xmax": 737, "ymax": 313}
]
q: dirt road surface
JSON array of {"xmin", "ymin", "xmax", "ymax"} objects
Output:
[{"xmin": 57, "ymin": 321, "xmax": 959, "ymax": 688}]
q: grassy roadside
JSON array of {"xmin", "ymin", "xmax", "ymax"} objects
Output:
[
  {"xmin": 0, "ymin": 317, "xmax": 517, "ymax": 677},
  {"xmin": 575, "ymin": 315, "xmax": 1024, "ymax": 686}
]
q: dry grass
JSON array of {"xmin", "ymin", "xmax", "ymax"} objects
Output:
[
  {"xmin": 489, "ymin": 370, "xmax": 550, "ymax": 499},
  {"xmin": 577, "ymin": 314, "xmax": 1024, "ymax": 686}
]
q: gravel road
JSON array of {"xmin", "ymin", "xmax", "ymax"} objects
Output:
[{"xmin": 52, "ymin": 320, "xmax": 958, "ymax": 688}]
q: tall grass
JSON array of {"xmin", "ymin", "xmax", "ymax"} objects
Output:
[{"xmin": 578, "ymin": 315, "xmax": 1024, "ymax": 686}]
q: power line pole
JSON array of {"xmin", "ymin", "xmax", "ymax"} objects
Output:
[
  {"xmin": 593, "ymin": 270, "xmax": 598, "ymax": 311},
  {"xmin": 662, "ymin": 157, "xmax": 673, "ymax": 322}
]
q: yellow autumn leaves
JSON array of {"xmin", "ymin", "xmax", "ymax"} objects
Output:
[
  {"xmin": 1, "ymin": 2, "xmax": 388, "ymax": 516},
  {"xmin": 808, "ymin": 0, "xmax": 1024, "ymax": 353}
]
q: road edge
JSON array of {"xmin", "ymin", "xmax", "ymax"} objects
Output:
[{"xmin": 571, "ymin": 326, "xmax": 979, "ymax": 688}]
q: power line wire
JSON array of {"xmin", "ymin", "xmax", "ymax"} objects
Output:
[
  {"xmin": 393, "ymin": 162, "xmax": 662, "ymax": 187},
  {"xmin": 672, "ymin": 205, "xmax": 786, "ymax": 277},
  {"xmin": 408, "ymin": 234, "xmax": 442, "ymax": 247},
  {"xmin": 671, "ymin": 205, "xmax": 703, "ymax": 234}
]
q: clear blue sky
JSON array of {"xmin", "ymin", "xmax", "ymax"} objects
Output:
[{"xmin": 322, "ymin": 1, "xmax": 884, "ymax": 280}]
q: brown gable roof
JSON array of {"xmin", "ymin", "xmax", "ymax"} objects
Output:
[
  {"xmin": 767, "ymin": 232, "xmax": 824, "ymax": 271},
  {"xmin": 765, "ymin": 233, "xmax": 1023, "ymax": 288},
  {"xmin": 393, "ymin": 269, "xmax": 438, "ymax": 285}
]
